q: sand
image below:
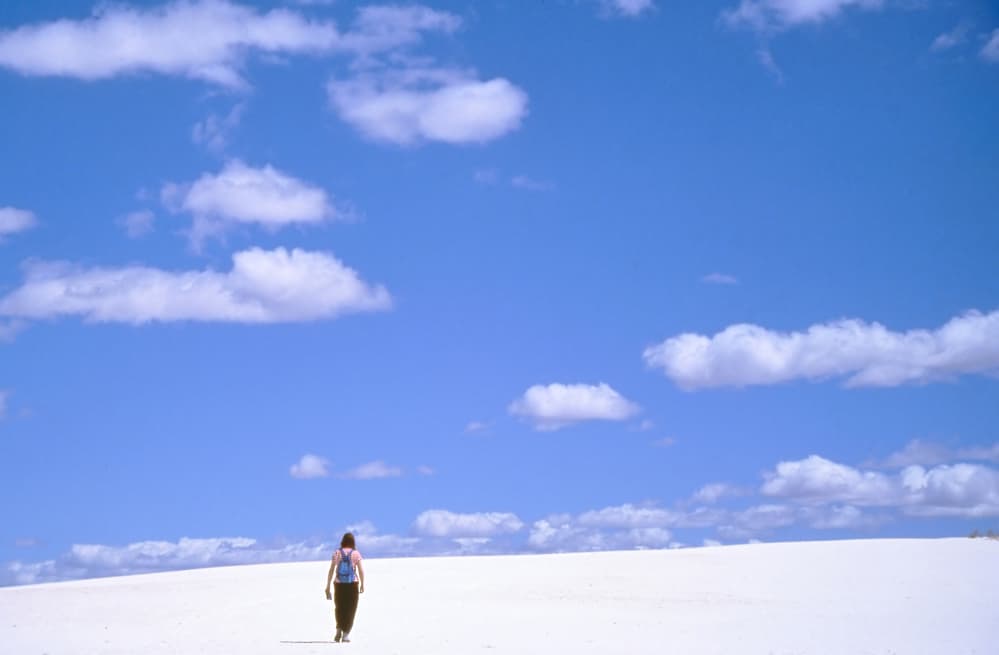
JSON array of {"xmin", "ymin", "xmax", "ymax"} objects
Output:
[{"xmin": 2, "ymin": 538, "xmax": 997, "ymax": 654}]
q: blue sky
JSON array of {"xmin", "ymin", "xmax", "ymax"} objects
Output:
[{"xmin": 1, "ymin": 0, "xmax": 998, "ymax": 585}]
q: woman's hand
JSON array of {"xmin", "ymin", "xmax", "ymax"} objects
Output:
[
  {"xmin": 359, "ymin": 584, "xmax": 365, "ymax": 594},
  {"xmin": 325, "ymin": 588, "xmax": 332, "ymax": 600}
]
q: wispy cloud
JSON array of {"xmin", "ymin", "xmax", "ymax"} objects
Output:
[
  {"xmin": 872, "ymin": 439, "xmax": 999, "ymax": 469},
  {"xmin": 510, "ymin": 175, "xmax": 553, "ymax": 191},
  {"xmin": 509, "ymin": 382, "xmax": 640, "ymax": 431},
  {"xmin": 931, "ymin": 23, "xmax": 970, "ymax": 52},
  {"xmin": 723, "ymin": 0, "xmax": 884, "ymax": 33},
  {"xmin": 339, "ymin": 460, "xmax": 403, "ymax": 480},
  {"xmin": 0, "ymin": 207, "xmax": 37, "ymax": 241},
  {"xmin": 0, "ymin": 390, "xmax": 8, "ymax": 420},
  {"xmin": 0, "ymin": 247, "xmax": 391, "ymax": 325},
  {"xmin": 464, "ymin": 421, "xmax": 489, "ymax": 434},
  {"xmin": 192, "ymin": 103, "xmax": 245, "ymax": 152},
  {"xmin": 701, "ymin": 272, "xmax": 739, "ymax": 285},
  {"xmin": 644, "ymin": 309, "xmax": 999, "ymax": 389},
  {"xmin": 599, "ymin": 0, "xmax": 656, "ymax": 19},
  {"xmin": 982, "ymin": 29, "xmax": 999, "ymax": 63},
  {"xmin": 290, "ymin": 454, "xmax": 330, "ymax": 479},
  {"xmin": 117, "ymin": 210, "xmax": 155, "ymax": 239}
]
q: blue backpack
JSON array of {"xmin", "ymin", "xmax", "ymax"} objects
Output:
[{"xmin": 336, "ymin": 549, "xmax": 355, "ymax": 583}]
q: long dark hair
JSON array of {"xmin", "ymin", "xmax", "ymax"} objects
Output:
[{"xmin": 340, "ymin": 532, "xmax": 356, "ymax": 549}]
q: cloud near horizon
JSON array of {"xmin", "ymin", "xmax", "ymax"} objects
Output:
[
  {"xmin": 643, "ymin": 309, "xmax": 999, "ymax": 389},
  {"xmin": 762, "ymin": 454, "xmax": 999, "ymax": 518},
  {"xmin": 508, "ymin": 382, "xmax": 640, "ymax": 431},
  {"xmin": 412, "ymin": 510, "xmax": 525, "ymax": 538},
  {"xmin": 0, "ymin": 247, "xmax": 391, "ymax": 325}
]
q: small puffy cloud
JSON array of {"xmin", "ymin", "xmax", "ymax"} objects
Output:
[
  {"xmin": 411, "ymin": 510, "xmax": 524, "ymax": 538},
  {"xmin": 0, "ymin": 207, "xmax": 37, "ymax": 241},
  {"xmin": 339, "ymin": 460, "xmax": 403, "ymax": 480},
  {"xmin": 600, "ymin": 0, "xmax": 656, "ymax": 18},
  {"xmin": 0, "ymin": 247, "xmax": 391, "ymax": 324},
  {"xmin": 643, "ymin": 309, "xmax": 999, "ymax": 389},
  {"xmin": 931, "ymin": 24, "xmax": 970, "ymax": 52},
  {"xmin": 117, "ymin": 210, "xmax": 155, "ymax": 239},
  {"xmin": 163, "ymin": 160, "xmax": 342, "ymax": 246},
  {"xmin": 192, "ymin": 103, "xmax": 245, "ymax": 152},
  {"xmin": 691, "ymin": 483, "xmax": 739, "ymax": 505},
  {"xmin": 328, "ymin": 66, "xmax": 528, "ymax": 146},
  {"xmin": 508, "ymin": 382, "xmax": 640, "ymax": 431},
  {"xmin": 290, "ymin": 454, "xmax": 330, "ymax": 479},
  {"xmin": 702, "ymin": 272, "xmax": 738, "ymax": 285},
  {"xmin": 723, "ymin": 0, "xmax": 883, "ymax": 33},
  {"xmin": 0, "ymin": 0, "xmax": 339, "ymax": 89},
  {"xmin": 982, "ymin": 29, "xmax": 999, "ymax": 63}
]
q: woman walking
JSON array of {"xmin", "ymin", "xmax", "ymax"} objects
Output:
[{"xmin": 324, "ymin": 532, "xmax": 365, "ymax": 643}]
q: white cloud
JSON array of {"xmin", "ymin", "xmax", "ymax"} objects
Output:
[
  {"xmin": 290, "ymin": 454, "xmax": 330, "ymax": 479},
  {"xmin": 192, "ymin": 103, "xmax": 244, "ymax": 152},
  {"xmin": 338, "ymin": 5, "xmax": 461, "ymax": 56},
  {"xmin": 339, "ymin": 460, "xmax": 403, "ymax": 480},
  {"xmin": 982, "ymin": 29, "xmax": 999, "ymax": 63},
  {"xmin": 692, "ymin": 483, "xmax": 739, "ymax": 505},
  {"xmin": 723, "ymin": 0, "xmax": 884, "ymax": 32},
  {"xmin": 718, "ymin": 504, "xmax": 796, "ymax": 539},
  {"xmin": 702, "ymin": 538, "xmax": 722, "ymax": 547},
  {"xmin": 510, "ymin": 175, "xmax": 552, "ymax": 191},
  {"xmin": 508, "ymin": 382, "xmax": 640, "ymax": 431},
  {"xmin": 527, "ymin": 512, "xmax": 673, "ymax": 552},
  {"xmin": 0, "ymin": 207, "xmax": 37, "ymax": 241},
  {"xmin": 643, "ymin": 309, "xmax": 999, "ymax": 389},
  {"xmin": 464, "ymin": 420, "xmax": 489, "ymax": 434},
  {"xmin": 0, "ymin": 246, "xmax": 391, "ymax": 324},
  {"xmin": 931, "ymin": 24, "xmax": 970, "ymax": 52},
  {"xmin": 0, "ymin": 0, "xmax": 340, "ymax": 89},
  {"xmin": 473, "ymin": 169, "xmax": 499, "ymax": 185},
  {"xmin": 0, "ymin": 320, "xmax": 26, "ymax": 343},
  {"xmin": 702, "ymin": 272, "xmax": 739, "ymax": 285},
  {"xmin": 577, "ymin": 503, "xmax": 679, "ymax": 529},
  {"xmin": 117, "ymin": 210, "xmax": 155, "ymax": 239},
  {"xmin": 600, "ymin": 0, "xmax": 656, "ymax": 18},
  {"xmin": 163, "ymin": 160, "xmax": 341, "ymax": 246},
  {"xmin": 411, "ymin": 510, "xmax": 524, "ymax": 538},
  {"xmin": 416, "ymin": 465, "xmax": 435, "ymax": 476},
  {"xmin": 804, "ymin": 505, "xmax": 880, "ymax": 529},
  {"xmin": 762, "ymin": 455, "xmax": 897, "ymax": 505},
  {"xmin": 328, "ymin": 66, "xmax": 528, "ymax": 146},
  {"xmin": 761, "ymin": 455, "xmax": 999, "ymax": 517}
]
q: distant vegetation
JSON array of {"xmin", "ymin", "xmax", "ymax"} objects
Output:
[{"xmin": 967, "ymin": 529, "xmax": 998, "ymax": 540}]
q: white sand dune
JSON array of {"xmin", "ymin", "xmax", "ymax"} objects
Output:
[{"xmin": 2, "ymin": 538, "xmax": 997, "ymax": 654}]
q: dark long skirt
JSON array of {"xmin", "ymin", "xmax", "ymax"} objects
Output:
[{"xmin": 333, "ymin": 582, "xmax": 360, "ymax": 633}]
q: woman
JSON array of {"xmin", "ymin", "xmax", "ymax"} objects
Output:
[{"xmin": 324, "ymin": 532, "xmax": 365, "ymax": 643}]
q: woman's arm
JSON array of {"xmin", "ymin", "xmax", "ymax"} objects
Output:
[
  {"xmin": 324, "ymin": 555, "xmax": 336, "ymax": 599},
  {"xmin": 356, "ymin": 560, "xmax": 365, "ymax": 594}
]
